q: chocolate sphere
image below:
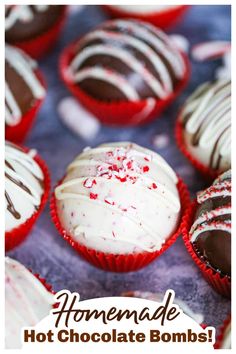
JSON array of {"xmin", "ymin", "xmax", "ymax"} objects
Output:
[
  {"xmin": 190, "ymin": 170, "xmax": 231, "ymax": 276},
  {"xmin": 5, "ymin": 45, "xmax": 45, "ymax": 127},
  {"xmin": 68, "ymin": 19, "xmax": 186, "ymax": 101},
  {"xmin": 5, "ymin": 5, "xmax": 65, "ymax": 43}
]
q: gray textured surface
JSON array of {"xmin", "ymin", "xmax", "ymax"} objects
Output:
[{"xmin": 7, "ymin": 5, "xmax": 231, "ymax": 333}]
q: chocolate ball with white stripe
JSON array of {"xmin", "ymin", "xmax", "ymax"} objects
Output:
[
  {"xmin": 5, "ymin": 5, "xmax": 64, "ymax": 43},
  {"xmin": 5, "ymin": 45, "xmax": 45, "ymax": 127},
  {"xmin": 190, "ymin": 170, "xmax": 231, "ymax": 276},
  {"xmin": 68, "ymin": 19, "xmax": 186, "ymax": 101}
]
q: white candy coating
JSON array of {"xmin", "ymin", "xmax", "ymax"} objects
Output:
[
  {"xmin": 5, "ymin": 257, "xmax": 54, "ymax": 349},
  {"xmin": 5, "ymin": 142, "xmax": 44, "ymax": 232},
  {"xmin": 180, "ymin": 79, "xmax": 231, "ymax": 172},
  {"xmin": 55, "ymin": 142, "xmax": 181, "ymax": 254}
]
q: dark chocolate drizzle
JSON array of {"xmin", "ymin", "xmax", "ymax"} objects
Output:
[
  {"xmin": 182, "ymin": 80, "xmax": 231, "ymax": 170},
  {"xmin": 5, "ymin": 142, "xmax": 44, "ymax": 221},
  {"xmin": 5, "ymin": 191, "xmax": 20, "ymax": 219}
]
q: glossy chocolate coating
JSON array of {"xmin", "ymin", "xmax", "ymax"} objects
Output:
[
  {"xmin": 193, "ymin": 196, "xmax": 231, "ymax": 276},
  {"xmin": 78, "ymin": 39, "xmax": 177, "ymax": 101},
  {"xmin": 70, "ymin": 20, "xmax": 185, "ymax": 101},
  {"xmin": 5, "ymin": 60, "xmax": 35, "ymax": 117},
  {"xmin": 5, "ymin": 5, "xmax": 64, "ymax": 43},
  {"xmin": 192, "ymin": 170, "xmax": 231, "ymax": 277}
]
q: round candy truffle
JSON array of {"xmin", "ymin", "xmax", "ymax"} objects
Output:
[
  {"xmin": 179, "ymin": 79, "xmax": 231, "ymax": 173},
  {"xmin": 5, "ymin": 141, "xmax": 45, "ymax": 232},
  {"xmin": 55, "ymin": 142, "xmax": 181, "ymax": 254},
  {"xmin": 5, "ymin": 5, "xmax": 64, "ymax": 43},
  {"xmin": 5, "ymin": 257, "xmax": 54, "ymax": 349},
  {"xmin": 67, "ymin": 19, "xmax": 186, "ymax": 102},
  {"xmin": 5, "ymin": 45, "xmax": 45, "ymax": 127},
  {"xmin": 190, "ymin": 170, "xmax": 231, "ymax": 277}
]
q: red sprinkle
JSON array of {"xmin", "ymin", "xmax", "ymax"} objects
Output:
[
  {"xmin": 104, "ymin": 198, "xmax": 115, "ymax": 205},
  {"xmin": 152, "ymin": 183, "xmax": 157, "ymax": 189},
  {"xmin": 83, "ymin": 178, "xmax": 97, "ymax": 188},
  {"xmin": 143, "ymin": 166, "xmax": 149, "ymax": 173},
  {"xmin": 126, "ymin": 161, "xmax": 132, "ymax": 169},
  {"xmin": 90, "ymin": 193, "xmax": 98, "ymax": 200}
]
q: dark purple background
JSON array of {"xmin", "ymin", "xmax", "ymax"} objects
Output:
[{"xmin": 7, "ymin": 5, "xmax": 231, "ymax": 334}]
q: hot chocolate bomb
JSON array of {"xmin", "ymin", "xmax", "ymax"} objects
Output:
[
  {"xmin": 5, "ymin": 5, "xmax": 64, "ymax": 43},
  {"xmin": 5, "ymin": 45, "xmax": 45, "ymax": 127},
  {"xmin": 190, "ymin": 170, "xmax": 231, "ymax": 276},
  {"xmin": 68, "ymin": 19, "xmax": 186, "ymax": 102}
]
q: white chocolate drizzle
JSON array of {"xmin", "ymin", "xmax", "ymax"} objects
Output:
[
  {"xmin": 68, "ymin": 19, "xmax": 186, "ymax": 101},
  {"xmin": 5, "ymin": 5, "xmax": 49, "ymax": 30},
  {"xmin": 5, "ymin": 45, "xmax": 45, "ymax": 126},
  {"xmin": 190, "ymin": 170, "xmax": 231, "ymax": 243},
  {"xmin": 5, "ymin": 141, "xmax": 44, "ymax": 232},
  {"xmin": 181, "ymin": 79, "xmax": 231, "ymax": 171},
  {"xmin": 55, "ymin": 142, "xmax": 181, "ymax": 254}
]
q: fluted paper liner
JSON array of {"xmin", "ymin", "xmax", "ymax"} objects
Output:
[
  {"xmin": 10, "ymin": 6, "xmax": 67, "ymax": 59},
  {"xmin": 5, "ymin": 70, "xmax": 46, "ymax": 144},
  {"xmin": 102, "ymin": 5, "xmax": 190, "ymax": 29},
  {"xmin": 181, "ymin": 200, "xmax": 231, "ymax": 298},
  {"xmin": 5, "ymin": 146, "xmax": 51, "ymax": 251}
]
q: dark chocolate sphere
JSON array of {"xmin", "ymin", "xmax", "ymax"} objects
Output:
[
  {"xmin": 5, "ymin": 45, "xmax": 45, "ymax": 127},
  {"xmin": 68, "ymin": 19, "xmax": 186, "ymax": 101},
  {"xmin": 5, "ymin": 5, "xmax": 65, "ymax": 43},
  {"xmin": 190, "ymin": 170, "xmax": 231, "ymax": 276}
]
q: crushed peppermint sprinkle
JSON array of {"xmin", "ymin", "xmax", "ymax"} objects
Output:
[
  {"xmin": 83, "ymin": 178, "xmax": 97, "ymax": 188},
  {"xmin": 190, "ymin": 170, "xmax": 231, "ymax": 244},
  {"xmin": 94, "ymin": 147, "xmax": 153, "ymax": 186},
  {"xmin": 143, "ymin": 166, "xmax": 149, "ymax": 173},
  {"xmin": 89, "ymin": 193, "xmax": 98, "ymax": 200},
  {"xmin": 104, "ymin": 197, "xmax": 115, "ymax": 205}
]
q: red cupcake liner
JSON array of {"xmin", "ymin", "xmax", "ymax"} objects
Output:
[
  {"xmin": 50, "ymin": 176, "xmax": 190, "ymax": 272},
  {"xmin": 59, "ymin": 40, "xmax": 190, "ymax": 126},
  {"xmin": 34, "ymin": 273, "xmax": 54, "ymax": 295},
  {"xmin": 11, "ymin": 6, "xmax": 67, "ymax": 59},
  {"xmin": 5, "ymin": 145, "xmax": 51, "ymax": 251},
  {"xmin": 182, "ymin": 200, "xmax": 231, "ymax": 298},
  {"xmin": 5, "ymin": 70, "xmax": 46, "ymax": 144},
  {"xmin": 175, "ymin": 117, "xmax": 221, "ymax": 182},
  {"xmin": 214, "ymin": 315, "xmax": 231, "ymax": 349},
  {"xmin": 102, "ymin": 5, "xmax": 190, "ymax": 29}
]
